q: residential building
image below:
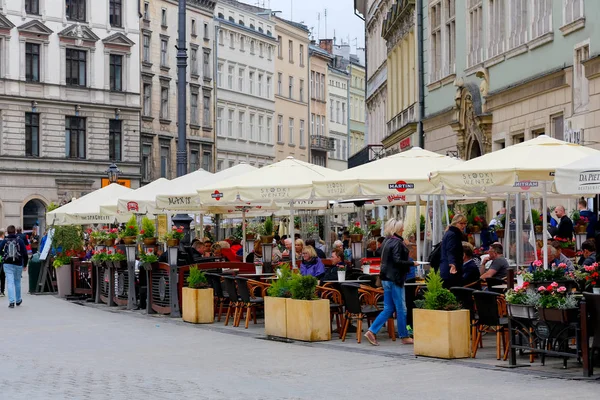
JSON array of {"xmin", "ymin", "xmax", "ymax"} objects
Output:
[
  {"xmin": 308, "ymin": 43, "xmax": 334, "ymax": 167},
  {"xmin": 326, "ymin": 61, "xmax": 350, "ymax": 171},
  {"xmin": 214, "ymin": 0, "xmax": 277, "ymax": 170},
  {"xmin": 273, "ymin": 16, "xmax": 310, "ymax": 162},
  {"xmin": 423, "ymin": 0, "xmax": 600, "ymax": 159},
  {"xmin": 141, "ymin": 0, "xmax": 215, "ymax": 183},
  {"xmin": 380, "ymin": 0, "xmax": 418, "ymax": 156},
  {"xmin": 0, "ymin": 0, "xmax": 140, "ymax": 230},
  {"xmin": 348, "ymin": 58, "xmax": 366, "ymax": 159}
]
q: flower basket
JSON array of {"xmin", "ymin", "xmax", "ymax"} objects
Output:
[
  {"xmin": 496, "ymin": 229, "xmax": 505, "ymax": 239},
  {"xmin": 104, "ymin": 239, "xmax": 115, "ymax": 247},
  {"xmin": 575, "ymin": 225, "xmax": 587, "ymax": 234},
  {"xmin": 350, "ymin": 234, "xmax": 363, "ymax": 243},
  {"xmin": 261, "ymin": 235, "xmax": 274, "ymax": 244},
  {"xmin": 535, "ymin": 225, "xmax": 543, "ymax": 234},
  {"xmin": 121, "ymin": 236, "xmax": 137, "ymax": 245},
  {"xmin": 246, "ymin": 233, "xmax": 256, "ymax": 241},
  {"xmin": 420, "ymin": 231, "xmax": 425, "ymax": 241},
  {"xmin": 371, "ymin": 228, "xmax": 381, "ymax": 237},
  {"xmin": 538, "ymin": 307, "xmax": 578, "ymax": 324},
  {"xmin": 143, "ymin": 237, "xmax": 158, "ymax": 246},
  {"xmin": 470, "ymin": 225, "xmax": 481, "ymax": 234},
  {"xmin": 507, "ymin": 304, "xmax": 538, "ymax": 320},
  {"xmin": 166, "ymin": 238, "xmax": 180, "ymax": 247}
]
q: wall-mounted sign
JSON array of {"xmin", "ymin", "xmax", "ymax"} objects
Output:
[
  {"xmin": 400, "ymin": 137, "xmax": 411, "ymax": 150},
  {"xmin": 101, "ymin": 178, "xmax": 131, "ymax": 188}
]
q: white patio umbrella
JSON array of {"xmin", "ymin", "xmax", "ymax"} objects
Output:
[
  {"xmin": 111, "ymin": 178, "xmax": 172, "ymax": 215},
  {"xmin": 554, "ymin": 154, "xmax": 600, "ymax": 194},
  {"xmin": 47, "ymin": 183, "xmax": 133, "ymax": 225}
]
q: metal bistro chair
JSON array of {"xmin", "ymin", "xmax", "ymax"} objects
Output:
[
  {"xmin": 450, "ymin": 287, "xmax": 479, "ymax": 353},
  {"xmin": 485, "ymin": 277, "xmax": 506, "ymax": 294},
  {"xmin": 223, "ymin": 276, "xmax": 242, "ymax": 327},
  {"xmin": 340, "ymin": 284, "xmax": 389, "ymax": 343},
  {"xmin": 583, "ymin": 293, "xmax": 600, "ymax": 374},
  {"xmin": 472, "ymin": 291, "xmax": 509, "ymax": 360},
  {"xmin": 235, "ymin": 277, "xmax": 265, "ymax": 329},
  {"xmin": 205, "ymin": 273, "xmax": 229, "ymax": 322}
]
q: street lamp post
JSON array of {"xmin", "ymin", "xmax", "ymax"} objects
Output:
[
  {"xmin": 176, "ymin": 0, "xmax": 188, "ymax": 178},
  {"xmin": 106, "ymin": 163, "xmax": 121, "ymax": 184}
]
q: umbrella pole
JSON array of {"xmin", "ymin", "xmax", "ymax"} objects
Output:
[
  {"xmin": 416, "ymin": 195, "xmax": 421, "ymax": 262},
  {"xmin": 542, "ymin": 181, "xmax": 549, "ymax": 270},
  {"xmin": 424, "ymin": 195, "xmax": 431, "ymax": 261},
  {"xmin": 443, "ymin": 191, "xmax": 450, "ymax": 229},
  {"xmin": 526, "ymin": 194, "xmax": 538, "ymax": 262},
  {"xmin": 505, "ymin": 194, "xmax": 511, "ymax": 260},
  {"xmin": 289, "ymin": 201, "xmax": 296, "ymax": 269},
  {"xmin": 242, "ymin": 209, "xmax": 247, "ymax": 261},
  {"xmin": 516, "ymin": 192, "xmax": 523, "ymax": 268}
]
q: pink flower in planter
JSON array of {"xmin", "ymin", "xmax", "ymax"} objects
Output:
[
  {"xmin": 538, "ymin": 286, "xmax": 546, "ymax": 292},
  {"xmin": 557, "ymin": 286, "xmax": 567, "ymax": 293},
  {"xmin": 584, "ymin": 265, "xmax": 596, "ymax": 272},
  {"xmin": 558, "ymin": 263, "xmax": 567, "ymax": 269},
  {"xmin": 550, "ymin": 282, "xmax": 559, "ymax": 288},
  {"xmin": 533, "ymin": 260, "xmax": 543, "ymax": 268}
]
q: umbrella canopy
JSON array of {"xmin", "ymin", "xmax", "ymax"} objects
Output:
[
  {"xmin": 554, "ymin": 154, "xmax": 600, "ymax": 194},
  {"xmin": 197, "ymin": 157, "xmax": 341, "ymax": 205},
  {"xmin": 47, "ymin": 183, "xmax": 133, "ymax": 225},
  {"xmin": 431, "ymin": 135, "xmax": 600, "ymax": 195},
  {"xmin": 313, "ymin": 147, "xmax": 464, "ymax": 199},
  {"xmin": 113, "ymin": 178, "xmax": 172, "ymax": 215}
]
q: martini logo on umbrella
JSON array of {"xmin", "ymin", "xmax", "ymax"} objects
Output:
[
  {"xmin": 514, "ymin": 181, "xmax": 539, "ymax": 190},
  {"xmin": 211, "ymin": 190, "xmax": 224, "ymax": 200},
  {"xmin": 388, "ymin": 181, "xmax": 414, "ymax": 192},
  {"xmin": 126, "ymin": 201, "xmax": 139, "ymax": 212}
]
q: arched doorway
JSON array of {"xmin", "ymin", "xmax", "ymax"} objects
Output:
[
  {"xmin": 23, "ymin": 199, "xmax": 46, "ymax": 234},
  {"xmin": 468, "ymin": 138, "xmax": 482, "ymax": 160}
]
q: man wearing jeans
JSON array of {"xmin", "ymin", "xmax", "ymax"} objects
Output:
[
  {"xmin": 0, "ymin": 225, "xmax": 28, "ymax": 308},
  {"xmin": 0, "ymin": 229, "xmax": 5, "ymax": 296}
]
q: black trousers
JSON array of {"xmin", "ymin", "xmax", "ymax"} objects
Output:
[{"xmin": 0, "ymin": 264, "xmax": 5, "ymax": 293}]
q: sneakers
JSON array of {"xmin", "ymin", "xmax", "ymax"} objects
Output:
[
  {"xmin": 401, "ymin": 337, "xmax": 414, "ymax": 345},
  {"xmin": 16, "ymin": 300, "xmax": 22, "ymax": 306},
  {"xmin": 364, "ymin": 330, "xmax": 380, "ymax": 346},
  {"xmin": 8, "ymin": 303, "xmax": 14, "ymax": 308},
  {"xmin": 0, "ymin": 292, "xmax": 5, "ymax": 297}
]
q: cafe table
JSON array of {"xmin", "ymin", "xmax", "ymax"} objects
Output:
[{"xmin": 323, "ymin": 280, "xmax": 371, "ymax": 284}]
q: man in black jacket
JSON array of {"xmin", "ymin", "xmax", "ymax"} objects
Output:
[
  {"xmin": 0, "ymin": 225, "xmax": 28, "ymax": 308},
  {"xmin": 554, "ymin": 205, "xmax": 574, "ymax": 241}
]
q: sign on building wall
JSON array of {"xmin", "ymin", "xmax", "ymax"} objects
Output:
[
  {"xmin": 101, "ymin": 179, "xmax": 131, "ymax": 188},
  {"xmin": 564, "ymin": 120, "xmax": 584, "ymax": 145}
]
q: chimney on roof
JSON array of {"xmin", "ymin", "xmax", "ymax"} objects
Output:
[{"xmin": 319, "ymin": 38, "xmax": 333, "ymax": 54}]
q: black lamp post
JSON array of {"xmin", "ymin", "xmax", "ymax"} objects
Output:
[{"xmin": 106, "ymin": 163, "xmax": 121, "ymax": 184}]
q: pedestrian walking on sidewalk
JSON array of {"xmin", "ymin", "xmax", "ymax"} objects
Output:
[
  {"xmin": 0, "ymin": 225, "xmax": 28, "ymax": 308},
  {"xmin": 0, "ymin": 229, "xmax": 5, "ymax": 296}
]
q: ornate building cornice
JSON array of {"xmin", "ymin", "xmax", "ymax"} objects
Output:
[{"xmin": 381, "ymin": 0, "xmax": 415, "ymax": 51}]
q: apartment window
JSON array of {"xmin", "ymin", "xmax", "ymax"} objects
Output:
[
  {"xmin": 277, "ymin": 35, "xmax": 282, "ymax": 58},
  {"xmin": 203, "ymin": 50, "xmax": 210, "ymax": 78},
  {"xmin": 288, "ymin": 40, "xmax": 293, "ymax": 63},
  {"xmin": 160, "ymin": 140, "xmax": 170, "ymax": 178},
  {"xmin": 342, "ymin": 140, "xmax": 346, "ymax": 160},
  {"xmin": 161, "ymin": 9, "xmax": 167, "ymax": 26},
  {"xmin": 25, "ymin": 43, "xmax": 40, "ymax": 83},
  {"xmin": 330, "ymin": 100, "xmax": 334, "ymax": 122},
  {"xmin": 467, "ymin": 0, "xmax": 483, "ymax": 67},
  {"xmin": 108, "ymin": 119, "xmax": 122, "ymax": 161},
  {"xmin": 310, "ymin": 71, "xmax": 315, "ymax": 98},
  {"xmin": 217, "ymin": 160, "xmax": 223, "ymax": 171},
  {"xmin": 336, "ymin": 139, "xmax": 341, "ymax": 159},
  {"xmin": 267, "ymin": 46, "xmax": 272, "ymax": 60},
  {"xmin": 190, "ymin": 93, "xmax": 199, "ymax": 125},
  {"xmin": 277, "ymin": 115, "xmax": 283, "ymax": 142},
  {"xmin": 299, "ymin": 44, "xmax": 304, "ymax": 66},
  {"xmin": 141, "ymin": 143, "xmax": 152, "ymax": 181},
  {"xmin": 429, "ymin": 1, "xmax": 442, "ymax": 82},
  {"xmin": 160, "ymin": 86, "xmax": 169, "ymax": 119},
  {"xmin": 310, "ymin": 114, "xmax": 315, "ymax": 134},
  {"xmin": 512, "ymin": 133, "xmax": 525, "ymax": 144},
  {"xmin": 532, "ymin": 128, "xmax": 545, "ymax": 138},
  {"xmin": 230, "ymin": 33, "xmax": 235, "ymax": 49},
  {"xmin": 227, "ymin": 109, "xmax": 234, "ymax": 137},
  {"xmin": 143, "ymin": 34, "xmax": 151, "ymax": 62},
  {"xmin": 288, "ymin": 118, "xmax": 294, "ymax": 144},
  {"xmin": 109, "ymin": 54, "xmax": 123, "ymax": 91},
  {"xmin": 445, "ymin": 0, "xmax": 456, "ymax": 75},
  {"xmin": 320, "ymin": 116, "xmax": 324, "ymax": 135},
  {"xmin": 219, "ymin": 29, "xmax": 224, "ymax": 45},
  {"xmin": 160, "ymin": 39, "xmax": 168, "ymax": 67},
  {"xmin": 238, "ymin": 111, "xmax": 245, "ymax": 139},
  {"xmin": 551, "ymin": 114, "xmax": 564, "ymax": 140},
  {"xmin": 277, "ymin": 73, "xmax": 282, "ymax": 95},
  {"xmin": 336, "ymin": 101, "xmax": 340, "ymax": 123},
  {"xmin": 65, "ymin": 49, "xmax": 86, "ymax": 86},
  {"xmin": 574, "ymin": 44, "xmax": 590, "ymax": 113},
  {"xmin": 203, "ymin": 94, "xmax": 211, "ymax": 127},
  {"xmin": 342, "ymin": 103, "xmax": 346, "ymax": 124},
  {"xmin": 66, "ymin": 0, "xmax": 86, "ymax": 22},
  {"xmin": 143, "ymin": 83, "xmax": 151, "ymax": 116},
  {"xmin": 202, "ymin": 150, "xmax": 211, "ymax": 172},
  {"xmin": 250, "ymin": 40, "xmax": 255, "ymax": 54},
  {"xmin": 191, "ymin": 47, "xmax": 198, "ymax": 75},
  {"xmin": 319, "ymin": 74, "xmax": 324, "ymax": 100},
  {"xmin": 249, "ymin": 71, "xmax": 255, "ymax": 94},
  {"xmin": 25, "ymin": 113, "xmax": 39, "ymax": 157},
  {"xmin": 299, "ymin": 119, "xmax": 305, "ymax": 147},
  {"xmin": 217, "ymin": 107, "xmax": 223, "ymax": 136},
  {"xmin": 191, "ymin": 19, "xmax": 197, "ymax": 36},
  {"xmin": 229, "ymin": 160, "xmax": 235, "ymax": 168},
  {"xmin": 258, "ymin": 115, "xmax": 264, "ymax": 141},
  {"xmin": 240, "ymin": 35, "xmax": 245, "ymax": 51},
  {"xmin": 227, "ymin": 65, "xmax": 234, "ymax": 89},
  {"xmin": 65, "ymin": 116, "xmax": 85, "ymax": 159},
  {"xmin": 258, "ymin": 74, "xmax": 263, "ymax": 96},
  {"xmin": 267, "ymin": 117, "xmax": 272, "ymax": 143},
  {"xmin": 189, "ymin": 144, "xmax": 199, "ymax": 171},
  {"xmin": 259, "ymin": 43, "xmax": 264, "ymax": 57},
  {"xmin": 143, "ymin": 2, "xmax": 149, "ymax": 20},
  {"xmin": 299, "ymin": 79, "xmax": 304, "ymax": 102},
  {"xmin": 288, "ymin": 76, "xmax": 294, "ymax": 99},
  {"xmin": 509, "ymin": 0, "xmax": 528, "ymax": 49},
  {"xmin": 204, "ymin": 22, "xmax": 209, "ymax": 39},
  {"xmin": 238, "ymin": 67, "xmax": 244, "ymax": 91},
  {"xmin": 217, "ymin": 63, "xmax": 223, "ymax": 87},
  {"xmin": 249, "ymin": 113, "xmax": 255, "ymax": 140},
  {"xmin": 109, "ymin": 0, "xmax": 122, "ymax": 27},
  {"xmin": 266, "ymin": 76, "xmax": 271, "ymax": 97},
  {"xmin": 25, "ymin": 0, "xmax": 39, "ymax": 15},
  {"xmin": 487, "ymin": 0, "xmax": 505, "ymax": 58},
  {"xmin": 531, "ymin": 0, "xmax": 552, "ymax": 39}
]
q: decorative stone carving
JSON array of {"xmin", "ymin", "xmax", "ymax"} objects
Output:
[{"xmin": 450, "ymin": 83, "xmax": 492, "ymax": 160}]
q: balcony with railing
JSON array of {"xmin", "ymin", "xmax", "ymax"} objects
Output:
[
  {"xmin": 310, "ymin": 135, "xmax": 335, "ymax": 151},
  {"xmin": 348, "ymin": 144, "xmax": 384, "ymax": 168},
  {"xmin": 386, "ymin": 103, "xmax": 416, "ymax": 136}
]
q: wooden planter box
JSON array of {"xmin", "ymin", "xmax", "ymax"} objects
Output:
[
  {"xmin": 538, "ymin": 307, "xmax": 578, "ymax": 324},
  {"xmin": 182, "ymin": 287, "xmax": 214, "ymax": 324},
  {"xmin": 286, "ymin": 298, "xmax": 331, "ymax": 342},
  {"xmin": 56, "ymin": 264, "xmax": 72, "ymax": 298},
  {"xmin": 265, "ymin": 296, "xmax": 288, "ymax": 338},
  {"xmin": 413, "ymin": 309, "xmax": 471, "ymax": 359}
]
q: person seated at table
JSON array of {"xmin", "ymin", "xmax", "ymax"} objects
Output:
[
  {"xmin": 366, "ymin": 239, "xmax": 377, "ymax": 258},
  {"xmin": 282, "ymin": 238, "xmax": 293, "ymax": 258},
  {"xmin": 189, "ymin": 240, "xmax": 209, "ymax": 262},
  {"xmin": 230, "ymin": 238, "xmax": 242, "ymax": 256},
  {"xmin": 217, "ymin": 241, "xmax": 238, "ymax": 262},
  {"xmin": 461, "ymin": 242, "xmax": 481, "ymax": 287},
  {"xmin": 478, "ymin": 216, "xmax": 493, "ymax": 251},
  {"xmin": 295, "ymin": 239, "xmax": 305, "ymax": 257},
  {"xmin": 333, "ymin": 240, "xmax": 343, "ymax": 252},
  {"xmin": 300, "ymin": 245, "xmax": 325, "ymax": 278},
  {"xmin": 320, "ymin": 248, "xmax": 343, "ymax": 283},
  {"xmin": 480, "ymin": 243, "xmax": 509, "ymax": 280},
  {"xmin": 375, "ymin": 236, "xmax": 385, "ymax": 257},
  {"xmin": 305, "ymin": 239, "xmax": 326, "ymax": 259},
  {"xmin": 246, "ymin": 240, "xmax": 262, "ymax": 263},
  {"xmin": 579, "ymin": 239, "xmax": 597, "ymax": 267},
  {"xmin": 342, "ymin": 230, "xmax": 351, "ymax": 249},
  {"xmin": 548, "ymin": 241, "xmax": 574, "ymax": 271}
]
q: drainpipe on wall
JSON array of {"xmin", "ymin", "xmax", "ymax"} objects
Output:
[
  {"xmin": 347, "ymin": 65, "xmax": 351, "ymax": 165},
  {"xmin": 417, "ymin": 0, "xmax": 425, "ymax": 149},
  {"xmin": 213, "ymin": 21, "xmax": 219, "ymax": 172},
  {"xmin": 307, "ymin": 48, "xmax": 311, "ymax": 164}
]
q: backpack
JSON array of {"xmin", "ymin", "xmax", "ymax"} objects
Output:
[
  {"xmin": 3, "ymin": 238, "xmax": 22, "ymax": 265},
  {"xmin": 428, "ymin": 241, "xmax": 442, "ymax": 272}
]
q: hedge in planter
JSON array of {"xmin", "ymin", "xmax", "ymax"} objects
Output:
[
  {"xmin": 182, "ymin": 266, "xmax": 214, "ymax": 324},
  {"xmin": 265, "ymin": 264, "xmax": 292, "ymax": 338},
  {"xmin": 52, "ymin": 225, "xmax": 84, "ymax": 298},
  {"xmin": 285, "ymin": 274, "xmax": 330, "ymax": 342}
]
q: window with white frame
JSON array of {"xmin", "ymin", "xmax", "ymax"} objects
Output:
[
  {"xmin": 315, "ymin": 115, "xmax": 320, "ymax": 135},
  {"xmin": 143, "ymin": 83, "xmax": 152, "ymax": 116},
  {"xmin": 190, "ymin": 92, "xmax": 199, "ymax": 125},
  {"xmin": 508, "ymin": 0, "xmax": 528, "ymax": 49},
  {"xmin": 310, "ymin": 71, "xmax": 315, "ymax": 98},
  {"xmin": 277, "ymin": 72, "xmax": 282, "ymax": 95},
  {"xmin": 160, "ymin": 38, "xmax": 168, "ymax": 67},
  {"xmin": 227, "ymin": 109, "xmax": 234, "ymax": 137},
  {"xmin": 429, "ymin": 1, "xmax": 442, "ymax": 82},
  {"xmin": 320, "ymin": 115, "xmax": 324, "ymax": 135},
  {"xmin": 258, "ymin": 74, "xmax": 263, "ymax": 96},
  {"xmin": 266, "ymin": 76, "xmax": 272, "ymax": 97},
  {"xmin": 488, "ymin": 0, "xmax": 506, "ymax": 58},
  {"xmin": 238, "ymin": 111, "xmax": 245, "ymax": 138},
  {"xmin": 336, "ymin": 101, "xmax": 340, "ymax": 123},
  {"xmin": 531, "ymin": 0, "xmax": 552, "ymax": 39},
  {"xmin": 267, "ymin": 117, "xmax": 272, "ymax": 143},
  {"xmin": 299, "ymin": 44, "xmax": 304, "ymax": 66},
  {"xmin": 320, "ymin": 74, "xmax": 324, "ymax": 100},
  {"xmin": 143, "ymin": 34, "xmax": 151, "ymax": 63},
  {"xmin": 227, "ymin": 65, "xmax": 234, "ymax": 89},
  {"xmin": 217, "ymin": 107, "xmax": 224, "ymax": 136},
  {"xmin": 249, "ymin": 113, "xmax": 255, "ymax": 140},
  {"xmin": 573, "ymin": 43, "xmax": 589, "ymax": 113},
  {"xmin": 249, "ymin": 71, "xmax": 255, "ymax": 94},
  {"xmin": 258, "ymin": 115, "xmax": 264, "ymax": 141},
  {"xmin": 217, "ymin": 63, "xmax": 223, "ymax": 87},
  {"xmin": 229, "ymin": 32, "xmax": 235, "ymax": 49},
  {"xmin": 299, "ymin": 119, "xmax": 305, "ymax": 146},
  {"xmin": 299, "ymin": 79, "xmax": 304, "ymax": 102},
  {"xmin": 289, "ymin": 118, "xmax": 294, "ymax": 144},
  {"xmin": 259, "ymin": 42, "xmax": 264, "ymax": 57},
  {"xmin": 564, "ymin": 0, "xmax": 584, "ymax": 25},
  {"xmin": 240, "ymin": 35, "xmax": 245, "ymax": 51},
  {"xmin": 160, "ymin": 84, "xmax": 169, "ymax": 119},
  {"xmin": 311, "ymin": 113, "xmax": 315, "ymax": 134},
  {"xmin": 330, "ymin": 101, "xmax": 334, "ymax": 121},
  {"xmin": 444, "ymin": 0, "xmax": 456, "ymax": 75},
  {"xmin": 277, "ymin": 115, "xmax": 283, "ymax": 142},
  {"xmin": 467, "ymin": 0, "xmax": 483, "ymax": 67},
  {"xmin": 250, "ymin": 40, "xmax": 255, "ymax": 54},
  {"xmin": 238, "ymin": 67, "xmax": 244, "ymax": 91},
  {"xmin": 288, "ymin": 76, "xmax": 293, "ymax": 99},
  {"xmin": 342, "ymin": 103, "xmax": 346, "ymax": 124}
]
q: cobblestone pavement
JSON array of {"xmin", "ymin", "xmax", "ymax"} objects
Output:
[{"xmin": 1, "ymin": 291, "xmax": 599, "ymax": 400}]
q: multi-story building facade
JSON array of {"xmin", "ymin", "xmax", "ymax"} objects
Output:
[
  {"xmin": 423, "ymin": 0, "xmax": 600, "ymax": 159},
  {"xmin": 273, "ymin": 16, "xmax": 310, "ymax": 162},
  {"xmin": 214, "ymin": 0, "xmax": 276, "ymax": 170},
  {"xmin": 141, "ymin": 0, "xmax": 215, "ymax": 182},
  {"xmin": 349, "ymin": 59, "xmax": 366, "ymax": 157},
  {"xmin": 0, "ymin": 0, "xmax": 140, "ymax": 230},
  {"xmin": 308, "ymin": 43, "xmax": 333, "ymax": 167},
  {"xmin": 327, "ymin": 64, "xmax": 350, "ymax": 171}
]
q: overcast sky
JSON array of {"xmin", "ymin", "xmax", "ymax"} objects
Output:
[{"xmin": 242, "ymin": 0, "xmax": 365, "ymax": 50}]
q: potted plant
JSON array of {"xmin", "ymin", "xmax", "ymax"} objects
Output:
[
  {"xmin": 573, "ymin": 263, "xmax": 600, "ymax": 293},
  {"xmin": 413, "ymin": 271, "xmax": 470, "ymax": 359},
  {"xmin": 104, "ymin": 228, "xmax": 119, "ymax": 246},
  {"xmin": 259, "ymin": 217, "xmax": 274, "ymax": 244},
  {"xmin": 572, "ymin": 210, "xmax": 589, "ymax": 235},
  {"xmin": 91, "ymin": 248, "xmax": 110, "ymax": 265},
  {"xmin": 108, "ymin": 248, "xmax": 127, "ymax": 269},
  {"xmin": 285, "ymin": 274, "xmax": 331, "ymax": 341},
  {"xmin": 536, "ymin": 282, "xmax": 578, "ymax": 323},
  {"xmin": 52, "ymin": 225, "xmax": 84, "ymax": 298},
  {"xmin": 349, "ymin": 220, "xmax": 364, "ymax": 242},
  {"xmin": 245, "ymin": 222, "xmax": 258, "ymax": 240},
  {"xmin": 139, "ymin": 249, "xmax": 159, "ymax": 270},
  {"xmin": 515, "ymin": 269, "xmax": 533, "ymax": 286},
  {"xmin": 119, "ymin": 215, "xmax": 139, "ymax": 245},
  {"xmin": 265, "ymin": 264, "xmax": 293, "ymax": 337},
  {"xmin": 140, "ymin": 217, "xmax": 157, "ymax": 246},
  {"xmin": 369, "ymin": 219, "xmax": 382, "ymax": 237},
  {"xmin": 419, "ymin": 215, "xmax": 426, "ymax": 240},
  {"xmin": 87, "ymin": 228, "xmax": 107, "ymax": 246},
  {"xmin": 361, "ymin": 260, "xmax": 371, "ymax": 274},
  {"xmin": 337, "ymin": 265, "xmax": 346, "ymax": 282},
  {"xmin": 505, "ymin": 282, "xmax": 540, "ymax": 319},
  {"xmin": 163, "ymin": 225, "xmax": 185, "ymax": 247},
  {"xmin": 182, "ymin": 266, "xmax": 214, "ymax": 324}
]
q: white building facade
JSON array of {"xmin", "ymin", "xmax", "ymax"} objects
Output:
[
  {"xmin": 0, "ymin": 0, "xmax": 140, "ymax": 231},
  {"xmin": 327, "ymin": 66, "xmax": 349, "ymax": 171},
  {"xmin": 214, "ymin": 0, "xmax": 276, "ymax": 170}
]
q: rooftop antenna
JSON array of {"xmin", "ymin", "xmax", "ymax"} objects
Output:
[
  {"xmin": 333, "ymin": 29, "xmax": 336, "ymax": 45},
  {"xmin": 317, "ymin": 12, "xmax": 320, "ymax": 39},
  {"xmin": 291, "ymin": 0, "xmax": 293, "ymax": 21},
  {"xmin": 324, "ymin": 8, "xmax": 327, "ymax": 39}
]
